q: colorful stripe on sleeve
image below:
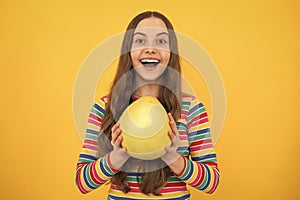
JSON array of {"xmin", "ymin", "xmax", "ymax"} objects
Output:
[
  {"xmin": 75, "ymin": 96, "xmax": 119, "ymax": 194},
  {"xmin": 174, "ymin": 96, "xmax": 220, "ymax": 194}
]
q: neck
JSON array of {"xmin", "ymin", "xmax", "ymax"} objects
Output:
[{"xmin": 134, "ymin": 83, "xmax": 160, "ymax": 97}]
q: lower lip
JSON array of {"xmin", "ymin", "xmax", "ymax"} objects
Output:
[
  {"xmin": 143, "ymin": 65, "xmax": 157, "ymax": 71},
  {"xmin": 141, "ymin": 63, "xmax": 159, "ymax": 71}
]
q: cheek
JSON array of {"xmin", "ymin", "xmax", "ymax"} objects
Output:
[
  {"xmin": 162, "ymin": 52, "xmax": 171, "ymax": 64},
  {"xmin": 130, "ymin": 51, "xmax": 140, "ymax": 66}
]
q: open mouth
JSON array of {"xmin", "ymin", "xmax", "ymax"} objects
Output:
[{"xmin": 140, "ymin": 59, "xmax": 160, "ymax": 68}]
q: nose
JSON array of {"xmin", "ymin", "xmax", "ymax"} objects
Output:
[{"xmin": 144, "ymin": 47, "xmax": 157, "ymax": 54}]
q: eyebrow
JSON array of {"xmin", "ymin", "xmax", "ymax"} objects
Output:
[{"xmin": 133, "ymin": 31, "xmax": 169, "ymax": 37}]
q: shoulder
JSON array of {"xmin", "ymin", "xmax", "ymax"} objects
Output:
[
  {"xmin": 99, "ymin": 95, "xmax": 109, "ymax": 104},
  {"xmin": 182, "ymin": 92, "xmax": 203, "ymax": 105},
  {"xmin": 181, "ymin": 92, "xmax": 206, "ymax": 111},
  {"xmin": 182, "ymin": 92, "xmax": 196, "ymax": 102},
  {"xmin": 93, "ymin": 95, "xmax": 109, "ymax": 111}
]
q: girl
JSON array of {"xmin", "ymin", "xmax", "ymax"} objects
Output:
[{"xmin": 76, "ymin": 11, "xmax": 220, "ymax": 200}]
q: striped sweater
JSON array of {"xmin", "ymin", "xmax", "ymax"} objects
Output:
[{"xmin": 76, "ymin": 94, "xmax": 220, "ymax": 199}]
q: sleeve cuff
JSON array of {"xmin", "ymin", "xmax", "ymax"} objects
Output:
[
  {"xmin": 173, "ymin": 156, "xmax": 187, "ymax": 177},
  {"xmin": 98, "ymin": 153, "xmax": 120, "ymax": 178},
  {"xmin": 106, "ymin": 152, "xmax": 120, "ymax": 173}
]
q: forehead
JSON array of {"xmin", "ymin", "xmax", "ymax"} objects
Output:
[
  {"xmin": 135, "ymin": 17, "xmax": 168, "ymax": 34},
  {"xmin": 136, "ymin": 17, "xmax": 167, "ymax": 29}
]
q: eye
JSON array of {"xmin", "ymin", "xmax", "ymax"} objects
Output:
[
  {"xmin": 134, "ymin": 39, "xmax": 145, "ymax": 44},
  {"xmin": 157, "ymin": 39, "xmax": 168, "ymax": 45}
]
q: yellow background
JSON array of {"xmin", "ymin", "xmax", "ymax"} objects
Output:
[{"xmin": 1, "ymin": 0, "xmax": 299, "ymax": 199}]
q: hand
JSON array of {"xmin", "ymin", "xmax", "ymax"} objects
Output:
[
  {"xmin": 161, "ymin": 113, "xmax": 185, "ymax": 174},
  {"xmin": 161, "ymin": 113, "xmax": 181, "ymax": 165},
  {"xmin": 109, "ymin": 122, "xmax": 130, "ymax": 170}
]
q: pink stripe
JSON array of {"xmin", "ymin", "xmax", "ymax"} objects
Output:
[
  {"xmin": 89, "ymin": 113, "xmax": 101, "ymax": 122},
  {"xmin": 179, "ymin": 135, "xmax": 188, "ymax": 140},
  {"xmin": 111, "ymin": 185, "xmax": 188, "ymax": 194},
  {"xmin": 91, "ymin": 162, "xmax": 106, "ymax": 184},
  {"xmin": 195, "ymin": 164, "xmax": 205, "ymax": 186},
  {"xmin": 182, "ymin": 93, "xmax": 195, "ymax": 100},
  {"xmin": 189, "ymin": 117, "xmax": 200, "ymax": 125},
  {"xmin": 190, "ymin": 117, "xmax": 209, "ymax": 127},
  {"xmin": 88, "ymin": 118, "xmax": 100, "ymax": 126},
  {"xmin": 199, "ymin": 118, "xmax": 208, "ymax": 124},
  {"xmin": 127, "ymin": 187, "xmax": 142, "ymax": 193},
  {"xmin": 160, "ymin": 186, "xmax": 187, "ymax": 193},
  {"xmin": 180, "ymin": 110, "xmax": 189, "ymax": 116},
  {"xmin": 83, "ymin": 144, "xmax": 98, "ymax": 151},
  {"xmin": 190, "ymin": 164, "xmax": 202, "ymax": 186},
  {"xmin": 76, "ymin": 168, "xmax": 89, "ymax": 194},
  {"xmin": 84, "ymin": 139, "xmax": 98, "ymax": 145},
  {"xmin": 178, "ymin": 130, "xmax": 188, "ymax": 140},
  {"xmin": 190, "ymin": 144, "xmax": 213, "ymax": 152},
  {"xmin": 207, "ymin": 170, "xmax": 218, "ymax": 194},
  {"xmin": 190, "ymin": 139, "xmax": 212, "ymax": 146}
]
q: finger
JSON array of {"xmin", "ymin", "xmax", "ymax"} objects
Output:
[
  {"xmin": 111, "ymin": 127, "xmax": 121, "ymax": 144},
  {"xmin": 121, "ymin": 146, "xmax": 127, "ymax": 151},
  {"xmin": 168, "ymin": 130, "xmax": 176, "ymax": 140},
  {"xmin": 114, "ymin": 135, "xmax": 123, "ymax": 148},
  {"xmin": 173, "ymin": 132, "xmax": 180, "ymax": 146},
  {"xmin": 168, "ymin": 113, "xmax": 175, "ymax": 124},
  {"xmin": 165, "ymin": 145, "xmax": 172, "ymax": 152},
  {"xmin": 120, "ymin": 147, "xmax": 127, "ymax": 153},
  {"xmin": 168, "ymin": 113, "xmax": 178, "ymax": 134},
  {"xmin": 111, "ymin": 122, "xmax": 120, "ymax": 133},
  {"xmin": 168, "ymin": 131, "xmax": 180, "ymax": 148}
]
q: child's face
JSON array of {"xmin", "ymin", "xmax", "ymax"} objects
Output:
[{"xmin": 130, "ymin": 17, "xmax": 171, "ymax": 81}]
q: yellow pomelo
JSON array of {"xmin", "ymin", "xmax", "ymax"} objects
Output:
[{"xmin": 119, "ymin": 96, "xmax": 171, "ymax": 160}]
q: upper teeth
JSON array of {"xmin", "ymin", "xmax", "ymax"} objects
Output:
[{"xmin": 141, "ymin": 59, "xmax": 159, "ymax": 63}]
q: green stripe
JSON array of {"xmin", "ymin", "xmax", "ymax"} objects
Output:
[
  {"xmin": 198, "ymin": 166, "xmax": 209, "ymax": 189},
  {"xmin": 198, "ymin": 106, "xmax": 206, "ymax": 113},
  {"xmin": 180, "ymin": 159, "xmax": 191, "ymax": 179},
  {"xmin": 85, "ymin": 164, "xmax": 98, "ymax": 188},
  {"xmin": 178, "ymin": 151, "xmax": 189, "ymax": 156},
  {"xmin": 127, "ymin": 176, "xmax": 138, "ymax": 182},
  {"xmin": 188, "ymin": 106, "xmax": 207, "ymax": 121},
  {"xmin": 86, "ymin": 134, "xmax": 97, "ymax": 140},
  {"xmin": 181, "ymin": 104, "xmax": 190, "ymax": 111},
  {"xmin": 177, "ymin": 126, "xmax": 186, "ymax": 131},
  {"xmin": 169, "ymin": 176, "xmax": 182, "ymax": 182},
  {"xmin": 91, "ymin": 108, "xmax": 102, "ymax": 118},
  {"xmin": 102, "ymin": 156, "xmax": 114, "ymax": 175},
  {"xmin": 190, "ymin": 133, "xmax": 211, "ymax": 141},
  {"xmin": 79, "ymin": 158, "xmax": 94, "ymax": 163},
  {"xmin": 202, "ymin": 157, "xmax": 217, "ymax": 163}
]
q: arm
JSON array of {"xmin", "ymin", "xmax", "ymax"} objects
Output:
[
  {"xmin": 162, "ymin": 98, "xmax": 220, "ymax": 194},
  {"xmin": 180, "ymin": 98, "xmax": 220, "ymax": 193},
  {"xmin": 75, "ymin": 97, "xmax": 129, "ymax": 194}
]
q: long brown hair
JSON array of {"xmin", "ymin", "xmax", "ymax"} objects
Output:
[{"xmin": 98, "ymin": 11, "xmax": 182, "ymax": 195}]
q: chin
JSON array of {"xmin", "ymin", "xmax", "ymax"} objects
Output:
[{"xmin": 136, "ymin": 72, "xmax": 166, "ymax": 83}]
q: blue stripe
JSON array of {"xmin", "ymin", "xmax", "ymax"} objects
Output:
[
  {"xmin": 100, "ymin": 159, "xmax": 111, "ymax": 177},
  {"xmin": 192, "ymin": 153, "xmax": 216, "ymax": 162},
  {"xmin": 108, "ymin": 194, "xmax": 190, "ymax": 200},
  {"xmin": 86, "ymin": 128, "xmax": 99, "ymax": 135},
  {"xmin": 177, "ymin": 146, "xmax": 189, "ymax": 152},
  {"xmin": 182, "ymin": 160, "xmax": 194, "ymax": 181},
  {"xmin": 177, "ymin": 121, "xmax": 187, "ymax": 129},
  {"xmin": 79, "ymin": 154, "xmax": 98, "ymax": 161},
  {"xmin": 94, "ymin": 103, "xmax": 105, "ymax": 114},
  {"xmin": 201, "ymin": 164, "xmax": 211, "ymax": 190},
  {"xmin": 127, "ymin": 172, "xmax": 143, "ymax": 176},
  {"xmin": 189, "ymin": 128, "xmax": 210, "ymax": 137},
  {"xmin": 83, "ymin": 165, "xmax": 98, "ymax": 189},
  {"xmin": 189, "ymin": 102, "xmax": 204, "ymax": 114},
  {"xmin": 182, "ymin": 101, "xmax": 190, "ymax": 106}
]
